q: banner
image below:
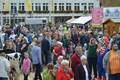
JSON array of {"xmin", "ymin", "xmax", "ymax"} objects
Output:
[
  {"xmin": 91, "ymin": 8, "xmax": 103, "ymax": 24},
  {"xmin": 104, "ymin": 7, "xmax": 120, "ymax": 18},
  {"xmin": 3, "ymin": 0, "xmax": 10, "ymax": 12},
  {"xmin": 25, "ymin": 0, "xmax": 32, "ymax": 12}
]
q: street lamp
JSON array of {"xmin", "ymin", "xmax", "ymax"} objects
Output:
[
  {"xmin": 12, "ymin": 13, "xmax": 15, "ymax": 26},
  {"xmin": 49, "ymin": 0, "xmax": 54, "ymax": 24}
]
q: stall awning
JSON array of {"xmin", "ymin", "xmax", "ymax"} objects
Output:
[
  {"xmin": 71, "ymin": 16, "xmax": 92, "ymax": 24},
  {"xmin": 111, "ymin": 18, "xmax": 120, "ymax": 23},
  {"xmin": 66, "ymin": 18, "xmax": 76, "ymax": 24}
]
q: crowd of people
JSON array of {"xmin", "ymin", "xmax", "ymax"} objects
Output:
[{"xmin": 0, "ymin": 24, "xmax": 120, "ymax": 80}]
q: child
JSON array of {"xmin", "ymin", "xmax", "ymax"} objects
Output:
[
  {"xmin": 22, "ymin": 53, "xmax": 31, "ymax": 80},
  {"xmin": 42, "ymin": 63, "xmax": 56, "ymax": 80}
]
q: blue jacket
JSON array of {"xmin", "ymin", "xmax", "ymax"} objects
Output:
[{"xmin": 32, "ymin": 45, "xmax": 42, "ymax": 65}]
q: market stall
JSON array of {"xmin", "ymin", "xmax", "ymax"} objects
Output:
[
  {"xmin": 103, "ymin": 18, "xmax": 120, "ymax": 36},
  {"xmin": 70, "ymin": 16, "xmax": 92, "ymax": 29}
]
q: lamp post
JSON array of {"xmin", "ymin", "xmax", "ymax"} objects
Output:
[
  {"xmin": 0, "ymin": 10, "xmax": 3, "ymax": 26},
  {"xmin": 12, "ymin": 13, "xmax": 15, "ymax": 27},
  {"xmin": 72, "ymin": 2, "xmax": 74, "ymax": 19},
  {"xmin": 49, "ymin": 0, "xmax": 54, "ymax": 24}
]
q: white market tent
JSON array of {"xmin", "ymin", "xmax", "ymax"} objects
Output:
[
  {"xmin": 71, "ymin": 16, "xmax": 92, "ymax": 24},
  {"xmin": 66, "ymin": 18, "xmax": 76, "ymax": 24}
]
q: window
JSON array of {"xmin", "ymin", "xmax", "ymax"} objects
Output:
[
  {"xmin": 88, "ymin": 3, "xmax": 94, "ymax": 11},
  {"xmin": 74, "ymin": 3, "xmax": 80, "ymax": 11},
  {"xmin": 35, "ymin": 3, "xmax": 41, "ymax": 11},
  {"xmin": 19, "ymin": 3, "xmax": 25, "ymax": 11},
  {"xmin": 66, "ymin": 3, "xmax": 71, "ymax": 11},
  {"xmin": 43, "ymin": 3, "xmax": 48, "ymax": 11},
  {"xmin": 54, "ymin": 3, "xmax": 57, "ymax": 11},
  {"xmin": 3, "ymin": 17, "xmax": 9, "ymax": 25},
  {"xmin": 11, "ymin": 3, "xmax": 17, "ymax": 14},
  {"xmin": 32, "ymin": 3, "xmax": 34, "ymax": 11},
  {"xmin": 59, "ymin": 3, "xmax": 64, "ymax": 11},
  {"xmin": 3, "ymin": 3, "xmax": 5, "ymax": 10},
  {"xmin": 81, "ymin": 3, "xmax": 87, "ymax": 11}
]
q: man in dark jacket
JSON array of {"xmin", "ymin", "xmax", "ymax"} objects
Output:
[
  {"xmin": 41, "ymin": 36, "xmax": 51, "ymax": 65},
  {"xmin": 71, "ymin": 32, "xmax": 79, "ymax": 46},
  {"xmin": 76, "ymin": 55, "xmax": 90, "ymax": 80}
]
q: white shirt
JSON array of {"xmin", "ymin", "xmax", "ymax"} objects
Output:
[
  {"xmin": 0, "ymin": 56, "xmax": 10, "ymax": 78},
  {"xmin": 9, "ymin": 34, "xmax": 16, "ymax": 40},
  {"xmin": 83, "ymin": 65, "xmax": 89, "ymax": 80}
]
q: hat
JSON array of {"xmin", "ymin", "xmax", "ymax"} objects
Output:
[
  {"xmin": 58, "ymin": 56, "xmax": 63, "ymax": 60},
  {"xmin": 56, "ymin": 41, "xmax": 63, "ymax": 46},
  {"xmin": 61, "ymin": 59, "xmax": 69, "ymax": 65},
  {"xmin": 81, "ymin": 55, "xmax": 87, "ymax": 60}
]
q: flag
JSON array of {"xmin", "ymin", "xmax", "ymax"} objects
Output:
[
  {"xmin": 3, "ymin": 0, "xmax": 10, "ymax": 12},
  {"xmin": 91, "ymin": 8, "xmax": 103, "ymax": 24},
  {"xmin": 25, "ymin": 0, "xmax": 32, "ymax": 12}
]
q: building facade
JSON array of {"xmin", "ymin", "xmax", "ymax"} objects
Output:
[
  {"xmin": 0, "ymin": 0, "xmax": 100, "ymax": 26},
  {"xmin": 100, "ymin": 0, "xmax": 120, "ymax": 7}
]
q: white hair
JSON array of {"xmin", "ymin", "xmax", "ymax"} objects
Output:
[
  {"xmin": 58, "ymin": 56, "xmax": 63, "ymax": 60},
  {"xmin": 56, "ymin": 41, "xmax": 63, "ymax": 46},
  {"xmin": 81, "ymin": 55, "xmax": 87, "ymax": 60},
  {"xmin": 61, "ymin": 59, "xmax": 69, "ymax": 65}
]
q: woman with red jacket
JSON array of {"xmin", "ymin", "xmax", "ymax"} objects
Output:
[
  {"xmin": 56, "ymin": 59, "xmax": 74, "ymax": 80},
  {"xmin": 53, "ymin": 41, "xmax": 65, "ymax": 63}
]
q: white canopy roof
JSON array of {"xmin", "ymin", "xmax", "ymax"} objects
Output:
[
  {"xmin": 66, "ymin": 18, "xmax": 76, "ymax": 24},
  {"xmin": 71, "ymin": 16, "xmax": 92, "ymax": 24}
]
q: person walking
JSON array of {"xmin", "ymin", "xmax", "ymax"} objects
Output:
[
  {"xmin": 87, "ymin": 38, "xmax": 98, "ymax": 80},
  {"xmin": 71, "ymin": 46, "xmax": 83, "ymax": 80},
  {"xmin": 53, "ymin": 41, "xmax": 65, "ymax": 64},
  {"xmin": 22, "ymin": 53, "xmax": 31, "ymax": 80},
  {"xmin": 76, "ymin": 55, "xmax": 90, "ymax": 80},
  {"xmin": 41, "ymin": 35, "xmax": 51, "ymax": 65},
  {"xmin": 56, "ymin": 60, "xmax": 74, "ymax": 80},
  {"xmin": 32, "ymin": 40, "xmax": 42, "ymax": 80},
  {"xmin": 103, "ymin": 43, "xmax": 120, "ymax": 80},
  {"xmin": 0, "ymin": 49, "xmax": 10, "ymax": 80}
]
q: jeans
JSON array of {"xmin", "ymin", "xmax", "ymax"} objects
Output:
[
  {"xmin": 109, "ymin": 74, "xmax": 120, "ymax": 80},
  {"xmin": 0, "ymin": 77, "xmax": 8, "ymax": 80},
  {"xmin": 34, "ymin": 63, "xmax": 42, "ymax": 80}
]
